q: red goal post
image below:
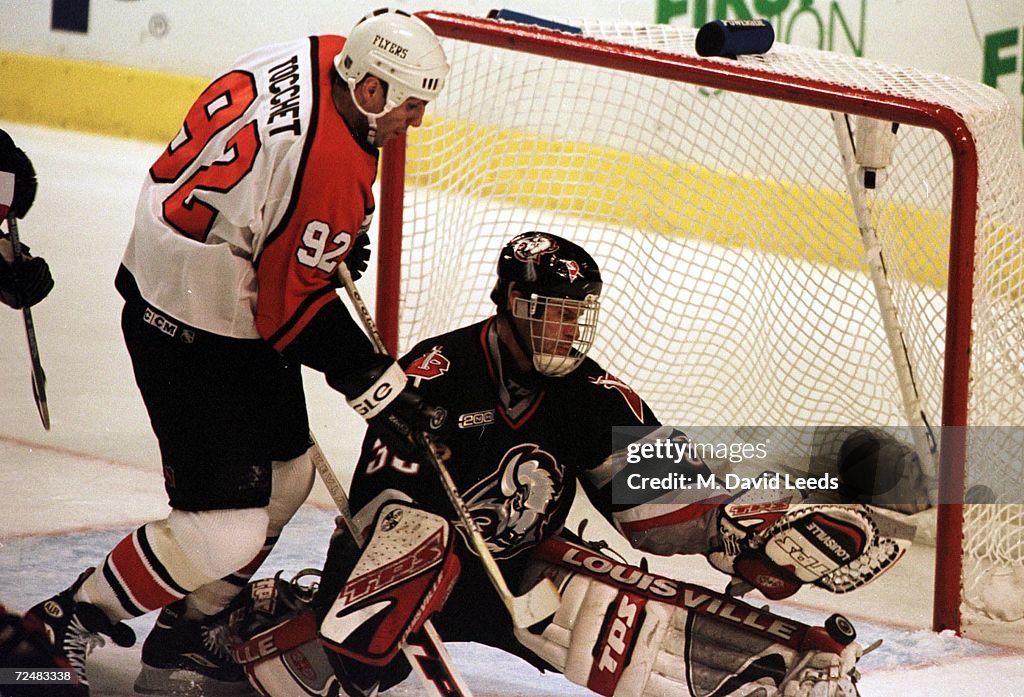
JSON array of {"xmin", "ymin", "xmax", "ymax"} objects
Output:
[{"xmin": 375, "ymin": 11, "xmax": 1024, "ymax": 642}]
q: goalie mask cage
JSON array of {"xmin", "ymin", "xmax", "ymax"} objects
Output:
[{"xmin": 374, "ymin": 11, "xmax": 1024, "ymax": 644}]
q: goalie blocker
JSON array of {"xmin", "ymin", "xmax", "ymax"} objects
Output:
[
  {"xmin": 230, "ymin": 502, "xmax": 463, "ymax": 697},
  {"xmin": 319, "ymin": 501, "xmax": 461, "ymax": 666}
]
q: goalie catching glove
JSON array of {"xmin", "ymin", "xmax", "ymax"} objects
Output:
[
  {"xmin": 518, "ymin": 536, "xmax": 866, "ymax": 697},
  {"xmin": 706, "ymin": 497, "xmax": 910, "ymax": 599}
]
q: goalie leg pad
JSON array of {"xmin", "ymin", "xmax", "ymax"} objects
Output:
[
  {"xmin": 226, "ymin": 573, "xmax": 339, "ymax": 697},
  {"xmin": 319, "ymin": 502, "xmax": 460, "ymax": 666},
  {"xmin": 234, "ymin": 611, "xmax": 339, "ymax": 697},
  {"xmin": 518, "ymin": 537, "xmax": 863, "ymax": 697}
]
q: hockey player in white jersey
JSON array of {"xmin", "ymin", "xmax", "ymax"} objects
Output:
[
  {"xmin": 227, "ymin": 232, "xmax": 909, "ymax": 697},
  {"xmin": 18, "ymin": 9, "xmax": 450, "ymax": 697}
]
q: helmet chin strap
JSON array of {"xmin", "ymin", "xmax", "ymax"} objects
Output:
[
  {"xmin": 347, "ymin": 78, "xmax": 390, "ymax": 145},
  {"xmin": 365, "ymin": 116, "xmax": 378, "ymax": 145},
  {"xmin": 353, "ymin": 101, "xmax": 382, "ymax": 145}
]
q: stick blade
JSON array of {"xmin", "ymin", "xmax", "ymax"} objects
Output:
[
  {"xmin": 509, "ymin": 576, "xmax": 561, "ymax": 628},
  {"xmin": 30, "ymin": 363, "xmax": 49, "ymax": 430}
]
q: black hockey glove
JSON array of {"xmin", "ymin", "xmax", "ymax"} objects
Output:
[
  {"xmin": 344, "ymin": 232, "xmax": 371, "ymax": 282},
  {"xmin": 0, "ymin": 253, "xmax": 53, "ymax": 309},
  {"xmin": 341, "ymin": 356, "xmax": 447, "ymax": 461},
  {"xmin": 0, "ymin": 129, "xmax": 38, "ymax": 219}
]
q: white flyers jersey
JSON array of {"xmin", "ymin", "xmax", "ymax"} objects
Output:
[{"xmin": 122, "ymin": 35, "xmax": 376, "ymax": 346}]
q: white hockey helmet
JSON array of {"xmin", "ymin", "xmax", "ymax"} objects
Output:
[{"xmin": 334, "ymin": 8, "xmax": 449, "ymax": 117}]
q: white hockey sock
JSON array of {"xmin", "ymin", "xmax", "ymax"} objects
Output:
[
  {"xmin": 74, "ymin": 508, "xmax": 269, "ymax": 621},
  {"xmin": 179, "ymin": 452, "xmax": 313, "ymax": 619}
]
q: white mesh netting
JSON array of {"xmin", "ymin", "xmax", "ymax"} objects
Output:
[{"xmin": 388, "ymin": 14, "xmax": 1024, "ymax": 642}]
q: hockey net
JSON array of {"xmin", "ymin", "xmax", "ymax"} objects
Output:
[{"xmin": 375, "ymin": 11, "xmax": 1024, "ymax": 643}]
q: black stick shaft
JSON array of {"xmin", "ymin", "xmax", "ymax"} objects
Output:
[{"xmin": 6, "ymin": 215, "xmax": 49, "ymax": 429}]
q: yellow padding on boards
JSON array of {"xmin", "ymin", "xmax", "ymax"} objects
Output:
[
  {"xmin": 0, "ymin": 51, "xmax": 206, "ymax": 144},
  {"xmin": 407, "ymin": 119, "xmax": 954, "ymax": 290}
]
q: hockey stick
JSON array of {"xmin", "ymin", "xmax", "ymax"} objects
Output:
[
  {"xmin": 336, "ymin": 263, "xmax": 561, "ymax": 628},
  {"xmin": 307, "ymin": 432, "xmax": 475, "ymax": 697},
  {"xmin": 831, "ymin": 113, "xmax": 936, "ymax": 499},
  {"xmin": 5, "ymin": 215, "xmax": 49, "ymax": 430}
]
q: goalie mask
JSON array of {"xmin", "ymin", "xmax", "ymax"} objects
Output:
[
  {"xmin": 334, "ymin": 9, "xmax": 449, "ymax": 128},
  {"xmin": 491, "ymin": 232, "xmax": 602, "ymax": 377}
]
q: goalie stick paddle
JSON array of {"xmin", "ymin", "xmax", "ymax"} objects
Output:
[
  {"xmin": 6, "ymin": 215, "xmax": 49, "ymax": 430},
  {"xmin": 336, "ymin": 263, "xmax": 562, "ymax": 629},
  {"xmin": 308, "ymin": 432, "xmax": 475, "ymax": 697}
]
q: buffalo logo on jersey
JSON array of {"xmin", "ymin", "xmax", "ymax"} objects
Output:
[
  {"xmin": 406, "ymin": 346, "xmax": 450, "ymax": 383},
  {"xmin": 461, "ymin": 443, "xmax": 566, "ymax": 559},
  {"xmin": 590, "ymin": 372, "xmax": 644, "ymax": 421}
]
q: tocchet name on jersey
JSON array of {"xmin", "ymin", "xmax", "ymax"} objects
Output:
[{"xmin": 122, "ymin": 35, "xmax": 374, "ymax": 350}]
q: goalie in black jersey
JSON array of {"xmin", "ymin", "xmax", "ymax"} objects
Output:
[{"xmin": 230, "ymin": 231, "xmax": 912, "ymax": 697}]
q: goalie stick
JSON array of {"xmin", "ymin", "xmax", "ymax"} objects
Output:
[
  {"xmin": 308, "ymin": 431, "xmax": 475, "ymax": 697},
  {"xmin": 336, "ymin": 262, "xmax": 562, "ymax": 629},
  {"xmin": 6, "ymin": 215, "xmax": 49, "ymax": 430}
]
